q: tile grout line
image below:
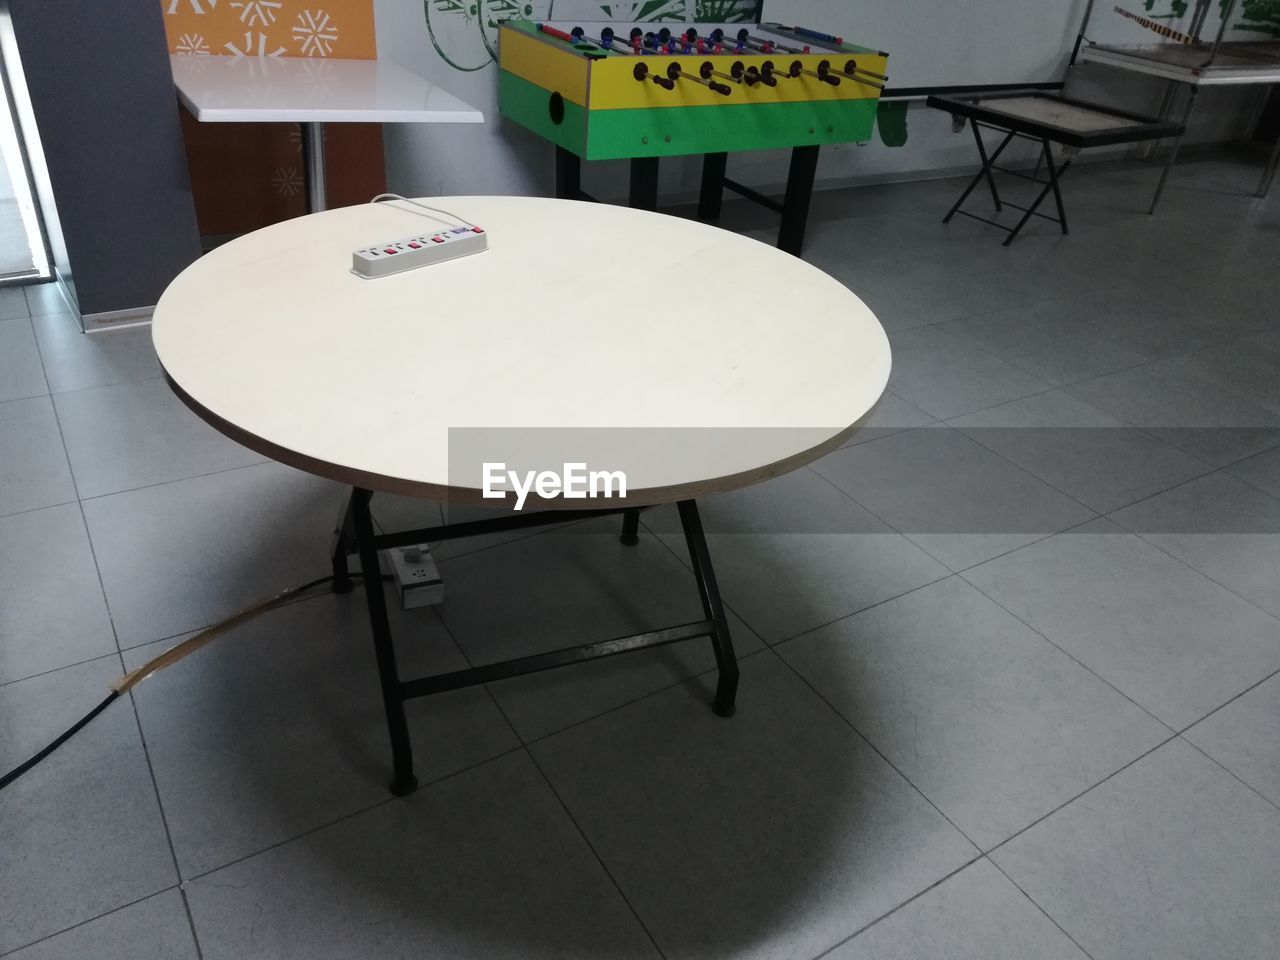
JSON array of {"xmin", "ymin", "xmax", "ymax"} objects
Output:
[
  {"xmin": 1177, "ymin": 731, "xmax": 1280, "ymax": 815},
  {"xmin": 982, "ymin": 855, "xmax": 1098, "ymax": 960},
  {"xmin": 981, "ymin": 730, "xmax": 1181, "ymax": 859},
  {"xmin": 1106, "ymin": 494, "xmax": 1280, "ymax": 629},
  {"xmin": 957, "ymin": 568, "xmax": 1178, "ymax": 734},
  {"xmin": 0, "ymin": 648, "xmax": 124, "ymax": 690},
  {"xmin": 763, "ymin": 643, "xmax": 985, "ymax": 855},
  {"xmin": 119, "ymin": 678, "xmax": 206, "ymax": 960},
  {"xmin": 524, "ymin": 746, "xmax": 673, "ymax": 960},
  {"xmin": 1174, "ymin": 663, "xmax": 1280, "ymax": 738},
  {"xmin": 427, "ymin": 584, "xmax": 674, "ymax": 959},
  {"xmin": 73, "ymin": 457, "xmax": 276, "ymax": 508},
  {"xmin": 179, "ymin": 743, "xmax": 529, "ymax": 885},
  {"xmin": 805, "ymin": 452, "xmax": 1095, "ymax": 577},
  {"xmin": 0, "ymin": 495, "xmax": 81, "ymax": 524},
  {"xmin": 0, "ymin": 884, "xmax": 184, "ymax": 959},
  {"xmin": 806, "ymin": 854, "xmax": 984, "ymax": 960}
]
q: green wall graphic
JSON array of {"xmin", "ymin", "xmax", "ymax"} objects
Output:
[{"xmin": 1139, "ymin": 0, "xmax": 1280, "ymax": 37}]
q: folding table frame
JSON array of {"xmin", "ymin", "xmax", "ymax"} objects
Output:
[
  {"xmin": 331, "ymin": 490, "xmax": 739, "ymax": 796},
  {"xmin": 927, "ymin": 93, "xmax": 1184, "ymax": 245},
  {"xmin": 942, "ymin": 120, "xmax": 1072, "ymax": 246}
]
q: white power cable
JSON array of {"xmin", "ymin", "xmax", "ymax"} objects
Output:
[{"xmin": 369, "ymin": 192, "xmax": 475, "ymax": 229}]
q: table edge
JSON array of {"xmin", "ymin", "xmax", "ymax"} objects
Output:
[{"xmin": 163, "ymin": 369, "xmax": 880, "ymax": 508}]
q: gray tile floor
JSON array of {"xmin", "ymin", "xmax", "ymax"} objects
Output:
[{"xmin": 2, "ymin": 157, "xmax": 1280, "ymax": 958}]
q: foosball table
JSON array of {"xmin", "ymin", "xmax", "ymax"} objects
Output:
[{"xmin": 498, "ymin": 20, "xmax": 889, "ymax": 254}]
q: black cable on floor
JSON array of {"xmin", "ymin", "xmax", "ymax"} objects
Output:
[
  {"xmin": 0, "ymin": 691, "xmax": 119, "ymax": 791},
  {"xmin": 0, "ymin": 570, "xmax": 393, "ymax": 794}
]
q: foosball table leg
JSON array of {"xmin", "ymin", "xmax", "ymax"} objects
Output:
[
  {"xmin": 778, "ymin": 144, "xmax": 820, "ymax": 256},
  {"xmin": 555, "ymin": 145, "xmax": 581, "ymax": 200},
  {"xmin": 698, "ymin": 152, "xmax": 728, "ymax": 222},
  {"xmin": 630, "ymin": 157, "xmax": 660, "ymax": 211}
]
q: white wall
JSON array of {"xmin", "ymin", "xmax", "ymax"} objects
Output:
[{"xmin": 374, "ymin": 0, "xmax": 1262, "ymax": 205}]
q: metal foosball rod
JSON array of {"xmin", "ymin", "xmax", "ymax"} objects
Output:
[
  {"xmin": 537, "ymin": 22, "xmax": 601, "ymax": 51},
  {"xmin": 761, "ymin": 59, "xmax": 802, "ymax": 83},
  {"xmin": 585, "ymin": 26, "xmax": 643, "ymax": 54},
  {"xmin": 730, "ymin": 61, "xmax": 771, "ymax": 87},
  {"xmin": 799, "ymin": 59, "xmax": 842, "ymax": 85},
  {"xmin": 632, "ymin": 62, "xmax": 675, "ymax": 89},
  {"xmin": 706, "ymin": 28, "xmax": 748, "ymax": 53},
  {"xmin": 842, "ymin": 59, "xmax": 888, "ymax": 81},
  {"xmin": 666, "ymin": 61, "xmax": 732, "ymax": 95},
  {"xmin": 716, "ymin": 28, "xmax": 810, "ymax": 56},
  {"xmin": 700, "ymin": 60, "xmax": 740, "ymax": 85},
  {"xmin": 841, "ymin": 69, "xmax": 886, "ymax": 90},
  {"xmin": 656, "ymin": 28, "xmax": 692, "ymax": 54},
  {"xmin": 642, "ymin": 32, "xmax": 677, "ymax": 55},
  {"xmin": 789, "ymin": 24, "xmax": 891, "ymax": 77}
]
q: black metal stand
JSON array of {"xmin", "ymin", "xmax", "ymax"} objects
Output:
[
  {"xmin": 555, "ymin": 145, "xmax": 581, "ymax": 202},
  {"xmin": 699, "ymin": 144, "xmax": 822, "ymax": 256},
  {"xmin": 943, "ymin": 121, "xmax": 1072, "ymax": 246},
  {"xmin": 629, "ymin": 157, "xmax": 660, "ymax": 211},
  {"xmin": 552, "ymin": 145, "xmax": 822, "ymax": 254},
  {"xmin": 331, "ymin": 490, "xmax": 739, "ymax": 795}
]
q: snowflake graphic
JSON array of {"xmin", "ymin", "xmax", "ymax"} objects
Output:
[
  {"xmin": 231, "ymin": 0, "xmax": 282, "ymax": 26},
  {"xmin": 293, "ymin": 10, "xmax": 339, "ymax": 57},
  {"xmin": 175, "ymin": 33, "xmax": 210, "ymax": 54},
  {"xmin": 272, "ymin": 166, "xmax": 303, "ymax": 197},
  {"xmin": 166, "ymin": 0, "xmax": 220, "ymax": 12},
  {"xmin": 224, "ymin": 31, "xmax": 286, "ymax": 56}
]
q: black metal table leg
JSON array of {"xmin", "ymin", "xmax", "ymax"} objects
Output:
[
  {"xmin": 331, "ymin": 491, "xmax": 355, "ymax": 594},
  {"xmin": 778, "ymin": 144, "xmax": 820, "ymax": 256},
  {"xmin": 620, "ymin": 508, "xmax": 641, "ymax": 545},
  {"xmin": 1002, "ymin": 152, "xmax": 1072, "ymax": 246},
  {"xmin": 630, "ymin": 157, "xmax": 660, "ymax": 210},
  {"xmin": 352, "ymin": 488, "xmax": 419, "ymax": 797},
  {"xmin": 1150, "ymin": 85, "xmax": 1197, "ymax": 214},
  {"xmin": 336, "ymin": 495, "xmax": 741, "ymax": 793},
  {"xmin": 677, "ymin": 499, "xmax": 738, "ymax": 716},
  {"xmin": 699, "ymin": 152, "xmax": 728, "ymax": 221},
  {"xmin": 555, "ymin": 146, "xmax": 581, "ymax": 200},
  {"xmin": 944, "ymin": 128, "xmax": 1015, "ymax": 224},
  {"xmin": 1045, "ymin": 141, "xmax": 1070, "ymax": 235},
  {"xmin": 974, "ymin": 122, "xmax": 1004, "ymax": 211}
]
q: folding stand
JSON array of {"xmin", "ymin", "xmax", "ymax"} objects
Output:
[
  {"xmin": 331, "ymin": 490, "xmax": 739, "ymax": 796},
  {"xmin": 927, "ymin": 93, "xmax": 1184, "ymax": 246},
  {"xmin": 942, "ymin": 122, "xmax": 1072, "ymax": 246}
]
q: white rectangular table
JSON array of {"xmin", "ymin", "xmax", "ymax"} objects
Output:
[{"xmin": 169, "ymin": 55, "xmax": 484, "ymax": 212}]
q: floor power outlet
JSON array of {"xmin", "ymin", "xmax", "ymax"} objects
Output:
[{"xmin": 386, "ymin": 544, "xmax": 444, "ymax": 610}]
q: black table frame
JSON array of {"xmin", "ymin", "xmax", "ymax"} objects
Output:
[
  {"xmin": 554, "ymin": 144, "xmax": 820, "ymax": 255},
  {"xmin": 331, "ymin": 489, "xmax": 739, "ymax": 796},
  {"xmin": 927, "ymin": 93, "xmax": 1185, "ymax": 246}
]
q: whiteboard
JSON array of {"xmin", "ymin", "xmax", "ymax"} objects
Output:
[{"xmin": 761, "ymin": 0, "xmax": 1091, "ymax": 92}]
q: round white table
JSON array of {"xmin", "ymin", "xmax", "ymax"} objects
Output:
[{"xmin": 153, "ymin": 196, "xmax": 890, "ymax": 794}]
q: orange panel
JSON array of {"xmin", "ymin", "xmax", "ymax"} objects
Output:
[
  {"xmin": 162, "ymin": 1, "xmax": 382, "ymax": 237},
  {"xmin": 162, "ymin": 0, "xmax": 376, "ymax": 59}
]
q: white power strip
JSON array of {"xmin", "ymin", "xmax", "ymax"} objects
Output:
[
  {"xmin": 386, "ymin": 544, "xmax": 444, "ymax": 610},
  {"xmin": 352, "ymin": 226, "xmax": 487, "ymax": 279}
]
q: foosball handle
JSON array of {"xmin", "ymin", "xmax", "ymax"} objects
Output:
[{"xmin": 633, "ymin": 61, "xmax": 674, "ymax": 90}]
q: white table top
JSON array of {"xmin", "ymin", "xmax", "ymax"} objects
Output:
[
  {"xmin": 170, "ymin": 54, "xmax": 485, "ymax": 123},
  {"xmin": 153, "ymin": 197, "xmax": 890, "ymax": 507}
]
